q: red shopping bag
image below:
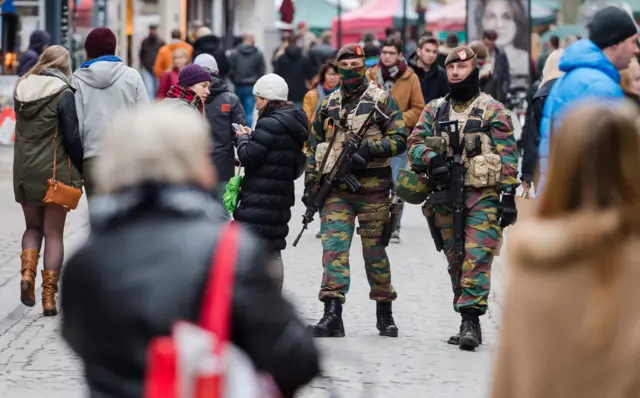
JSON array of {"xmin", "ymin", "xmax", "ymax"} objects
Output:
[{"xmin": 144, "ymin": 222, "xmax": 281, "ymax": 398}]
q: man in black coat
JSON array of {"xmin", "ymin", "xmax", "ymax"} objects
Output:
[
  {"xmin": 194, "ymin": 54, "xmax": 247, "ymax": 215},
  {"xmin": 407, "ymin": 35, "xmax": 449, "ymax": 104}
]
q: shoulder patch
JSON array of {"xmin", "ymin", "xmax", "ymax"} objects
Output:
[{"xmin": 221, "ymin": 103, "xmax": 231, "ymax": 112}]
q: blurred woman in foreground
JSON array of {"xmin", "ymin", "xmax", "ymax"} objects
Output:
[
  {"xmin": 61, "ymin": 103, "xmax": 319, "ymax": 398},
  {"xmin": 492, "ymin": 103, "xmax": 640, "ymax": 398}
]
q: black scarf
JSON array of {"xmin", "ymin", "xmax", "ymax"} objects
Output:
[{"xmin": 449, "ymin": 68, "xmax": 480, "ymax": 102}]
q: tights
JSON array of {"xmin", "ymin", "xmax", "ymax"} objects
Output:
[{"xmin": 21, "ymin": 204, "xmax": 67, "ymax": 272}]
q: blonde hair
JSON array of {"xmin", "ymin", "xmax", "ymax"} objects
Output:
[
  {"xmin": 20, "ymin": 45, "xmax": 71, "ymax": 80},
  {"xmin": 620, "ymin": 57, "xmax": 640, "ymax": 94},
  {"xmin": 94, "ymin": 103, "xmax": 212, "ymax": 194},
  {"xmin": 536, "ymin": 103, "xmax": 640, "ymax": 349},
  {"xmin": 540, "ymin": 49, "xmax": 564, "ymax": 86}
]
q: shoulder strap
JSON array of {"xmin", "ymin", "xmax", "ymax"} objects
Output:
[{"xmin": 199, "ymin": 221, "xmax": 241, "ymax": 347}]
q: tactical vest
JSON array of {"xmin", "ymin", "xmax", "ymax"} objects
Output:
[
  {"xmin": 315, "ymin": 83, "xmax": 388, "ymax": 175},
  {"xmin": 432, "ymin": 93, "xmax": 502, "ymax": 188}
]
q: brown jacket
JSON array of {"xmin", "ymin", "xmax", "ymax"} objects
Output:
[
  {"xmin": 366, "ymin": 65, "xmax": 425, "ymax": 128},
  {"xmin": 153, "ymin": 41, "xmax": 193, "ymax": 79},
  {"xmin": 492, "ymin": 211, "xmax": 640, "ymax": 398}
]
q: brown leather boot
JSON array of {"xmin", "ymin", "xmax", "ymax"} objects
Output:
[
  {"xmin": 41, "ymin": 270, "xmax": 59, "ymax": 316},
  {"xmin": 20, "ymin": 249, "xmax": 39, "ymax": 307}
]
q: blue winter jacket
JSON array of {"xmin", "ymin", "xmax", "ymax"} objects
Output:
[{"xmin": 537, "ymin": 39, "xmax": 624, "ymax": 191}]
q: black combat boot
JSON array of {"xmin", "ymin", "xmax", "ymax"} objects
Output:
[
  {"xmin": 376, "ymin": 302, "xmax": 399, "ymax": 337},
  {"xmin": 458, "ymin": 314, "xmax": 481, "ymax": 351},
  {"xmin": 447, "ymin": 319, "xmax": 482, "ymax": 346},
  {"xmin": 311, "ymin": 299, "xmax": 345, "ymax": 337}
]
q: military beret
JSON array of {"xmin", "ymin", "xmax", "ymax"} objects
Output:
[
  {"xmin": 468, "ymin": 40, "xmax": 488, "ymax": 60},
  {"xmin": 444, "ymin": 46, "xmax": 476, "ymax": 66},
  {"xmin": 336, "ymin": 43, "xmax": 366, "ymax": 61}
]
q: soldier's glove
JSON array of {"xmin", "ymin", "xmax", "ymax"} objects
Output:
[
  {"xmin": 498, "ymin": 194, "xmax": 518, "ymax": 228},
  {"xmin": 302, "ymin": 182, "xmax": 315, "ymax": 207},
  {"xmin": 428, "ymin": 154, "xmax": 450, "ymax": 183},
  {"xmin": 352, "ymin": 145, "xmax": 373, "ymax": 170}
]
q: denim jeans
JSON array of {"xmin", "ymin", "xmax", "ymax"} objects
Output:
[
  {"xmin": 235, "ymin": 85, "xmax": 255, "ymax": 127},
  {"xmin": 140, "ymin": 69, "xmax": 158, "ymax": 100},
  {"xmin": 390, "ymin": 152, "xmax": 408, "ymax": 232}
]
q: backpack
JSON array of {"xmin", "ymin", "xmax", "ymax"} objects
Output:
[{"xmin": 143, "ymin": 222, "xmax": 281, "ymax": 398}]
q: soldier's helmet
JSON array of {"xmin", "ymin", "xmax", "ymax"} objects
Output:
[{"xmin": 396, "ymin": 168, "xmax": 431, "ymax": 204}]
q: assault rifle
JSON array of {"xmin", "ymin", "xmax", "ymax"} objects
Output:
[
  {"xmin": 425, "ymin": 120, "xmax": 465, "ymax": 264},
  {"xmin": 292, "ymin": 107, "xmax": 380, "ymax": 247}
]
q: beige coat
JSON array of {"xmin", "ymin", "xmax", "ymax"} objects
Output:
[{"xmin": 492, "ymin": 211, "xmax": 640, "ymax": 398}]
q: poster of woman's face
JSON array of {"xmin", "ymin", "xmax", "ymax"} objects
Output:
[{"xmin": 467, "ymin": 0, "xmax": 531, "ymax": 87}]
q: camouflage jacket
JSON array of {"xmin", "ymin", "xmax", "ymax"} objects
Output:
[
  {"xmin": 408, "ymin": 94, "xmax": 519, "ymax": 205},
  {"xmin": 304, "ymin": 83, "xmax": 407, "ymax": 185}
]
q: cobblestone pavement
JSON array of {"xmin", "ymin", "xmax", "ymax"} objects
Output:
[{"xmin": 0, "ymin": 145, "xmax": 509, "ymax": 397}]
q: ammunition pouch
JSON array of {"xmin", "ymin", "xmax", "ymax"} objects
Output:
[
  {"xmin": 464, "ymin": 153, "xmax": 502, "ymax": 188},
  {"xmin": 424, "ymin": 136, "xmax": 447, "ymax": 156},
  {"xmin": 357, "ymin": 207, "xmax": 387, "ymax": 238}
]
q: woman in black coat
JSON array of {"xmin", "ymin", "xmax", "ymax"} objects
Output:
[
  {"xmin": 234, "ymin": 74, "xmax": 307, "ymax": 290},
  {"xmin": 521, "ymin": 49, "xmax": 564, "ymax": 191},
  {"xmin": 61, "ymin": 103, "xmax": 319, "ymax": 398}
]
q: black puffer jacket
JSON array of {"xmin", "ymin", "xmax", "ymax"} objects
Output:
[
  {"xmin": 61, "ymin": 184, "xmax": 320, "ymax": 398},
  {"xmin": 234, "ymin": 103, "xmax": 307, "ymax": 251}
]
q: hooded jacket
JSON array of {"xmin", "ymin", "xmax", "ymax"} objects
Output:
[
  {"xmin": 538, "ymin": 40, "xmax": 624, "ymax": 192},
  {"xmin": 72, "ymin": 60, "xmax": 149, "ymax": 160},
  {"xmin": 274, "ymin": 45, "xmax": 313, "ymax": 103},
  {"xmin": 61, "ymin": 184, "xmax": 320, "ymax": 398},
  {"xmin": 229, "ymin": 44, "xmax": 266, "ymax": 86},
  {"xmin": 13, "ymin": 69, "xmax": 83, "ymax": 205},
  {"xmin": 492, "ymin": 211, "xmax": 640, "ymax": 398},
  {"xmin": 17, "ymin": 30, "xmax": 51, "ymax": 77},
  {"xmin": 234, "ymin": 104, "xmax": 307, "ymax": 251},
  {"xmin": 204, "ymin": 73, "xmax": 247, "ymax": 182}
]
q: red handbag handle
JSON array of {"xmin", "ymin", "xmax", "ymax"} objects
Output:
[{"xmin": 199, "ymin": 221, "xmax": 240, "ymax": 349}]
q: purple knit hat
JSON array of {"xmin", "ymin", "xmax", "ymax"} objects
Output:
[{"xmin": 178, "ymin": 64, "xmax": 211, "ymax": 88}]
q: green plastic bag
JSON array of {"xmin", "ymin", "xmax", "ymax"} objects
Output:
[{"xmin": 223, "ymin": 170, "xmax": 243, "ymax": 213}]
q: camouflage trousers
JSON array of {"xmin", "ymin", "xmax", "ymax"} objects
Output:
[
  {"xmin": 318, "ymin": 189, "xmax": 397, "ymax": 303},
  {"xmin": 433, "ymin": 196, "xmax": 501, "ymax": 315}
]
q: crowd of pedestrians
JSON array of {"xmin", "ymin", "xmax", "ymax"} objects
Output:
[{"xmin": 9, "ymin": 4, "xmax": 640, "ymax": 397}]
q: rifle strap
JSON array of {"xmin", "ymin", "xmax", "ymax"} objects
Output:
[
  {"xmin": 434, "ymin": 95, "xmax": 450, "ymax": 133},
  {"xmin": 316, "ymin": 120, "xmax": 339, "ymax": 182}
]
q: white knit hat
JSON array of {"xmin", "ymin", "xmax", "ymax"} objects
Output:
[
  {"xmin": 194, "ymin": 54, "xmax": 218, "ymax": 73},
  {"xmin": 253, "ymin": 73, "xmax": 289, "ymax": 101}
]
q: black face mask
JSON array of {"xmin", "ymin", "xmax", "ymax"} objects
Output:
[{"xmin": 449, "ymin": 68, "xmax": 480, "ymax": 102}]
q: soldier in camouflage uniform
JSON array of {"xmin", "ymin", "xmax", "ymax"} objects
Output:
[
  {"xmin": 407, "ymin": 46, "xmax": 519, "ymax": 350},
  {"xmin": 304, "ymin": 44, "xmax": 407, "ymax": 338}
]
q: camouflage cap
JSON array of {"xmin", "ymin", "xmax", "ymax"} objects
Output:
[
  {"xmin": 336, "ymin": 43, "xmax": 366, "ymax": 61},
  {"xmin": 444, "ymin": 46, "xmax": 476, "ymax": 66},
  {"xmin": 468, "ymin": 40, "xmax": 488, "ymax": 60}
]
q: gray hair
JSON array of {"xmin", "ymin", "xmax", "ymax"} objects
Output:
[{"xmin": 94, "ymin": 103, "xmax": 211, "ymax": 194}]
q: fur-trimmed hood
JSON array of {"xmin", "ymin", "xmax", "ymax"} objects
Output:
[{"xmin": 508, "ymin": 211, "xmax": 628, "ymax": 268}]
